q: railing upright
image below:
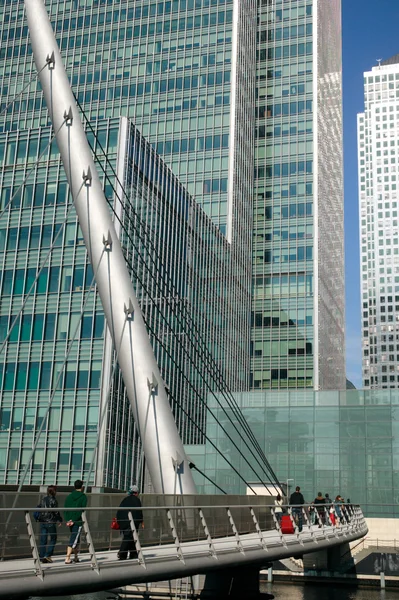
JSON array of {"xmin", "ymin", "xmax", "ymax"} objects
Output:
[
  {"xmin": 250, "ymin": 506, "xmax": 268, "ymax": 551},
  {"xmin": 81, "ymin": 512, "xmax": 100, "ymax": 573},
  {"xmin": 302, "ymin": 506, "xmax": 316, "ymax": 542},
  {"xmin": 226, "ymin": 508, "xmax": 244, "ymax": 553},
  {"xmin": 128, "ymin": 512, "xmax": 146, "ymax": 567},
  {"xmin": 166, "ymin": 509, "xmax": 185, "ymax": 563},
  {"xmin": 25, "ymin": 511, "xmax": 43, "ymax": 579},
  {"xmin": 288, "ymin": 507, "xmax": 300, "ymax": 542},
  {"xmin": 198, "ymin": 508, "xmax": 217, "ymax": 558}
]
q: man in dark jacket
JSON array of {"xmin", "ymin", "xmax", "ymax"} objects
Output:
[
  {"xmin": 64, "ymin": 480, "xmax": 87, "ymax": 564},
  {"xmin": 313, "ymin": 492, "xmax": 326, "ymax": 526},
  {"xmin": 289, "ymin": 485, "xmax": 305, "ymax": 532},
  {"xmin": 117, "ymin": 485, "xmax": 144, "ymax": 560},
  {"xmin": 38, "ymin": 485, "xmax": 62, "ymax": 563}
]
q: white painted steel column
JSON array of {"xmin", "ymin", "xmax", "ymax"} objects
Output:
[{"xmin": 25, "ymin": 0, "xmax": 196, "ymax": 494}]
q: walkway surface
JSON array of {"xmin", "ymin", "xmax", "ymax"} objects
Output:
[{"xmin": 0, "ymin": 521, "xmax": 368, "ymax": 600}]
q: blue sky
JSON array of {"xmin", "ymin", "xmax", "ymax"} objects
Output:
[{"xmin": 343, "ymin": 0, "xmax": 399, "ymax": 387}]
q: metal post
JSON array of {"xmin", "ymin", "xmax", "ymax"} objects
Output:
[
  {"xmin": 198, "ymin": 508, "xmax": 217, "ymax": 558},
  {"xmin": 24, "ymin": 0, "xmax": 196, "ymax": 495},
  {"xmin": 81, "ymin": 512, "xmax": 100, "ymax": 573},
  {"xmin": 25, "ymin": 511, "xmax": 43, "ymax": 579},
  {"xmin": 166, "ymin": 509, "xmax": 185, "ymax": 563},
  {"xmin": 250, "ymin": 506, "xmax": 268, "ymax": 551},
  {"xmin": 226, "ymin": 508, "xmax": 244, "ymax": 553},
  {"xmin": 380, "ymin": 572, "xmax": 386, "ymax": 589},
  {"xmin": 128, "ymin": 511, "xmax": 146, "ymax": 567}
]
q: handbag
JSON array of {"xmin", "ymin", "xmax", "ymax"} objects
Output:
[{"xmin": 111, "ymin": 517, "xmax": 120, "ymax": 530}]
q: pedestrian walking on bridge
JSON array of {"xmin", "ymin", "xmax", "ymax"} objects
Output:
[
  {"xmin": 64, "ymin": 480, "xmax": 87, "ymax": 564},
  {"xmin": 117, "ymin": 485, "xmax": 144, "ymax": 560},
  {"xmin": 289, "ymin": 486, "xmax": 304, "ymax": 532}
]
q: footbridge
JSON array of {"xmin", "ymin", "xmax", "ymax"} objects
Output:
[{"xmin": 0, "ymin": 499, "xmax": 367, "ymax": 599}]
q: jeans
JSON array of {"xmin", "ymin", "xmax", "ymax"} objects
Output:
[
  {"xmin": 292, "ymin": 508, "xmax": 303, "ymax": 532},
  {"xmin": 39, "ymin": 523, "xmax": 57, "ymax": 559}
]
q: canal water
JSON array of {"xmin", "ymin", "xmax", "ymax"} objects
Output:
[{"xmin": 32, "ymin": 584, "xmax": 399, "ymax": 600}]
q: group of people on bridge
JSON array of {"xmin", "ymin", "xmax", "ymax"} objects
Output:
[
  {"xmin": 274, "ymin": 485, "xmax": 353, "ymax": 532},
  {"xmin": 36, "ymin": 480, "xmax": 143, "ymax": 564}
]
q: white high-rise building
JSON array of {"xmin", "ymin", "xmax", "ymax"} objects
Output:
[{"xmin": 358, "ymin": 55, "xmax": 399, "ymax": 388}]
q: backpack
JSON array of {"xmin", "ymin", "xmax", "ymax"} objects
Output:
[
  {"xmin": 34, "ymin": 497, "xmax": 51, "ymax": 522},
  {"xmin": 33, "ymin": 505, "xmax": 41, "ymax": 522}
]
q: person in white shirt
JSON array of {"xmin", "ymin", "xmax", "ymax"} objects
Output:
[{"xmin": 274, "ymin": 493, "xmax": 284, "ymax": 525}]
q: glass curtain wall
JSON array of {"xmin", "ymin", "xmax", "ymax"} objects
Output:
[
  {"xmin": 252, "ymin": 0, "xmax": 345, "ymax": 391},
  {"xmin": 187, "ymin": 389, "xmax": 399, "ymax": 518}
]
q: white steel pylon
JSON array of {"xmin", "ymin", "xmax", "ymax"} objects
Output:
[{"xmin": 25, "ymin": 0, "xmax": 196, "ymax": 494}]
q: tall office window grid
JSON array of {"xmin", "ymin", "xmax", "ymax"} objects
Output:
[
  {"xmin": 252, "ymin": 0, "xmax": 344, "ymax": 390},
  {"xmin": 358, "ymin": 56, "xmax": 399, "ymax": 388},
  {"xmin": 0, "ymin": 0, "xmax": 253, "ymax": 487}
]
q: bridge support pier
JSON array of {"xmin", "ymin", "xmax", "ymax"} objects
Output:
[
  {"xmin": 200, "ymin": 567, "xmax": 274, "ymax": 599},
  {"xmin": 302, "ymin": 542, "xmax": 351, "ymax": 572}
]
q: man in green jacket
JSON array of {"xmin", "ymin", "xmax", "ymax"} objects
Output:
[{"xmin": 64, "ymin": 480, "xmax": 87, "ymax": 564}]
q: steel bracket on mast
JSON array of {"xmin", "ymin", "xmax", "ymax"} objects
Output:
[
  {"xmin": 63, "ymin": 106, "xmax": 73, "ymax": 126},
  {"xmin": 82, "ymin": 167, "xmax": 92, "ymax": 187},
  {"xmin": 102, "ymin": 230, "xmax": 113, "ymax": 251},
  {"xmin": 147, "ymin": 375, "xmax": 158, "ymax": 396},
  {"xmin": 124, "ymin": 299, "xmax": 134, "ymax": 320},
  {"xmin": 46, "ymin": 51, "xmax": 55, "ymax": 69},
  {"xmin": 172, "ymin": 452, "xmax": 184, "ymax": 474}
]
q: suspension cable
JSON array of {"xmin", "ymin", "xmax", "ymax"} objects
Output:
[
  {"xmin": 0, "ymin": 62, "xmax": 48, "ymax": 119},
  {"xmin": 85, "ymin": 316, "xmax": 129, "ymax": 489},
  {"xmin": 0, "ymin": 119, "xmax": 67, "ymax": 222},
  {"xmin": 82, "ymin": 126, "xmax": 279, "ymax": 489},
  {"xmin": 188, "ymin": 462, "xmax": 227, "ymax": 495},
  {"xmin": 0, "ymin": 202, "xmax": 74, "ymax": 357},
  {"xmin": 76, "ymin": 99, "xmax": 280, "ymax": 489},
  {"xmin": 5, "ymin": 250, "xmax": 105, "ymax": 529}
]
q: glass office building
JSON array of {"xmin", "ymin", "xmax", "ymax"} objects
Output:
[
  {"xmin": 358, "ymin": 56, "xmax": 399, "ymax": 389},
  {"xmin": 0, "ymin": 0, "xmax": 348, "ymax": 490},
  {"xmin": 0, "ymin": 0, "xmax": 257, "ymax": 487},
  {"xmin": 252, "ymin": 0, "xmax": 345, "ymax": 390},
  {"xmin": 0, "ymin": 110, "xmax": 241, "ymax": 488},
  {"xmin": 187, "ymin": 388, "xmax": 399, "ymax": 517}
]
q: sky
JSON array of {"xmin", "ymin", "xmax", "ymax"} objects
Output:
[{"xmin": 342, "ymin": 0, "xmax": 399, "ymax": 387}]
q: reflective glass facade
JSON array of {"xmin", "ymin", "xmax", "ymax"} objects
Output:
[
  {"xmin": 0, "ymin": 0, "xmax": 347, "ymax": 489},
  {"xmin": 0, "ymin": 111, "xmax": 242, "ymax": 489},
  {"xmin": 252, "ymin": 0, "xmax": 345, "ymax": 390},
  {"xmin": 187, "ymin": 389, "xmax": 399, "ymax": 517},
  {"xmin": 0, "ymin": 0, "xmax": 256, "ymax": 488},
  {"xmin": 2, "ymin": 0, "xmax": 255, "ymax": 386},
  {"xmin": 358, "ymin": 57, "xmax": 399, "ymax": 389}
]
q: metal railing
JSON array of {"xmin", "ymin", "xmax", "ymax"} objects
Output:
[{"xmin": 0, "ymin": 502, "xmax": 366, "ymax": 579}]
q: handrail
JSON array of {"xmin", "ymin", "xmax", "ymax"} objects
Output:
[
  {"xmin": 0, "ymin": 502, "xmax": 361, "ymax": 512},
  {"xmin": 0, "ymin": 501, "xmax": 368, "ymax": 599}
]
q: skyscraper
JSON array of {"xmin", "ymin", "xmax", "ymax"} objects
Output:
[
  {"xmin": 0, "ymin": 0, "xmax": 346, "ymax": 490},
  {"xmin": 252, "ymin": 0, "xmax": 345, "ymax": 390},
  {"xmin": 0, "ymin": 0, "xmax": 258, "ymax": 489},
  {"xmin": 358, "ymin": 55, "xmax": 399, "ymax": 389}
]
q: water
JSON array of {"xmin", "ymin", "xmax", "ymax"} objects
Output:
[
  {"xmin": 32, "ymin": 585, "xmax": 399, "ymax": 600},
  {"xmin": 263, "ymin": 583, "xmax": 399, "ymax": 599}
]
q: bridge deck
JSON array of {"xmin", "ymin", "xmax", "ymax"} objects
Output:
[{"xmin": 0, "ymin": 521, "xmax": 368, "ymax": 600}]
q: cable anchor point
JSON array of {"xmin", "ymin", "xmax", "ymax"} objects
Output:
[
  {"xmin": 102, "ymin": 230, "xmax": 113, "ymax": 251},
  {"xmin": 46, "ymin": 51, "xmax": 55, "ymax": 70},
  {"xmin": 124, "ymin": 299, "xmax": 134, "ymax": 320},
  {"xmin": 147, "ymin": 374, "xmax": 158, "ymax": 396},
  {"xmin": 82, "ymin": 167, "xmax": 92, "ymax": 187},
  {"xmin": 63, "ymin": 107, "xmax": 73, "ymax": 126}
]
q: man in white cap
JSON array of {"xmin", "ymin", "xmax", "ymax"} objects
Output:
[{"xmin": 116, "ymin": 485, "xmax": 144, "ymax": 560}]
